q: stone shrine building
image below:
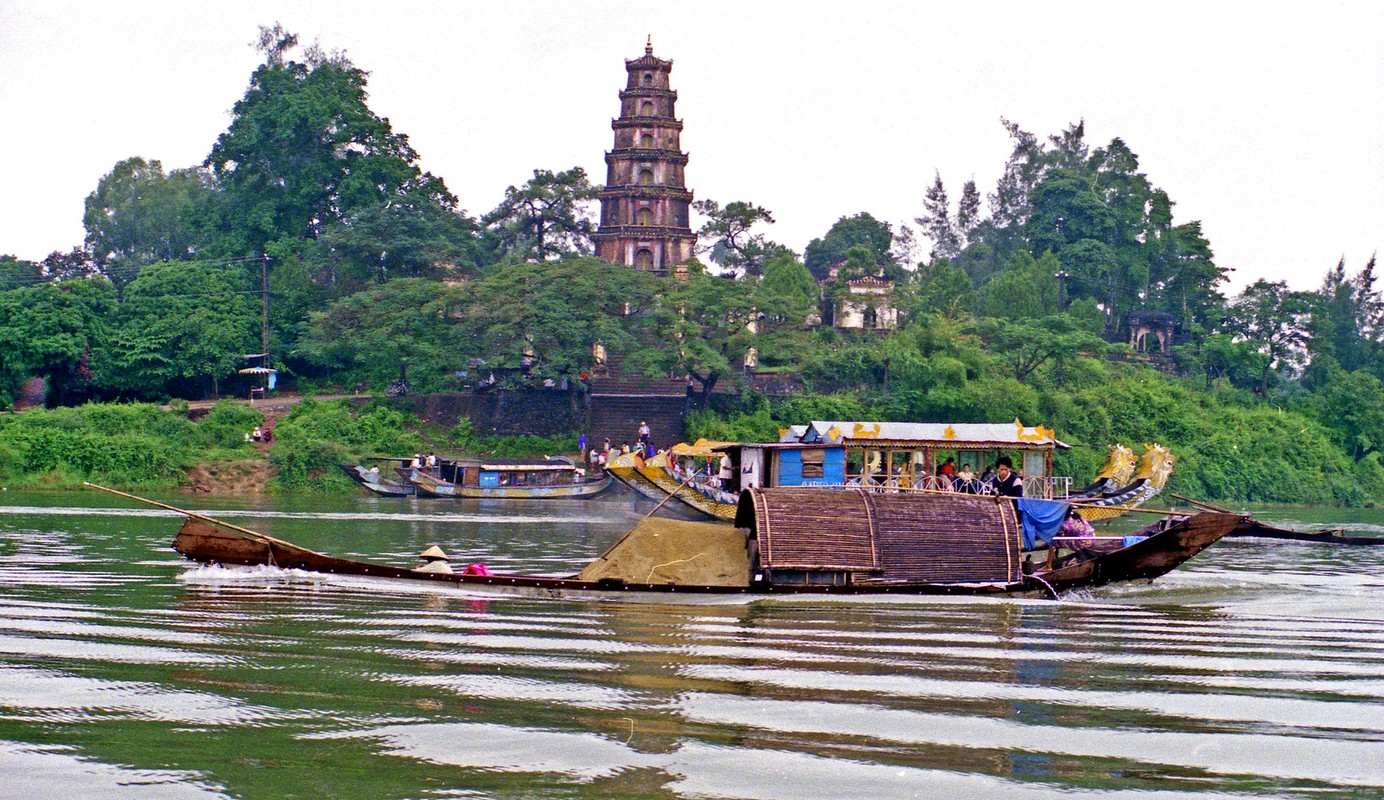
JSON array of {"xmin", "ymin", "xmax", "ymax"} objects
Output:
[{"xmin": 593, "ymin": 40, "xmax": 696, "ymax": 274}]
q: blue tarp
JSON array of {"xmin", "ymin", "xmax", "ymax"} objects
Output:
[{"xmin": 1017, "ymin": 498, "xmax": 1071, "ymax": 550}]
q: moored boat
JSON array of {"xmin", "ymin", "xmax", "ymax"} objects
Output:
[
  {"xmin": 339, "ymin": 462, "xmax": 416, "ymax": 496},
  {"xmin": 399, "ymin": 456, "xmax": 612, "ymax": 499}
]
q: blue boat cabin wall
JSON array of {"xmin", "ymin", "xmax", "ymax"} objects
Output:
[{"xmin": 774, "ymin": 447, "xmax": 846, "ymax": 487}]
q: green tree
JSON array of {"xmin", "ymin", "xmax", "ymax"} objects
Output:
[
  {"xmin": 755, "ymin": 251, "xmax": 818, "ymax": 328},
  {"xmin": 0, "ymin": 278, "xmax": 114, "ymax": 406},
  {"xmin": 633, "ymin": 260, "xmax": 756, "ymax": 403},
  {"xmin": 693, "ymin": 199, "xmax": 783, "ymax": 276},
  {"xmin": 462, "ymin": 257, "xmax": 660, "ymax": 377},
  {"xmin": 916, "ymin": 171, "xmax": 960, "ymax": 260},
  {"xmin": 204, "ymin": 26, "xmax": 454, "ymax": 256},
  {"xmin": 83, "ymin": 157, "xmax": 212, "ymax": 269},
  {"xmin": 298, "ymin": 278, "xmax": 469, "ymax": 390},
  {"xmin": 976, "ymin": 314, "xmax": 1107, "ymax": 384},
  {"xmin": 1225, "ymin": 279, "xmax": 1313, "ymax": 393},
  {"xmin": 100, "ymin": 262, "xmax": 259, "ymax": 398},
  {"xmin": 0, "ymin": 256, "xmax": 43, "ymax": 291},
  {"xmin": 803, "ymin": 212, "xmax": 896, "ymax": 280},
  {"xmin": 482, "ymin": 167, "xmax": 599, "ymax": 262},
  {"xmin": 974, "ymin": 251, "xmax": 1061, "ymax": 320}
]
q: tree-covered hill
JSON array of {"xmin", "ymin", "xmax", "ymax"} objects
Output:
[{"xmin": 1, "ymin": 27, "xmax": 1380, "ymax": 504}]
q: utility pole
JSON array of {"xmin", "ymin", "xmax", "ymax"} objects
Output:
[{"xmin": 261, "ymin": 254, "xmax": 270, "ymax": 360}]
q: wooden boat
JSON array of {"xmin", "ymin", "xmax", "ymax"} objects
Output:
[
  {"xmin": 142, "ymin": 484, "xmax": 1241, "ymax": 599},
  {"xmin": 1071, "ymin": 444, "xmax": 1176, "ymax": 522},
  {"xmin": 1225, "ymin": 518, "xmax": 1384, "ymax": 545},
  {"xmin": 618, "ymin": 435, "xmax": 1174, "ymax": 526},
  {"xmin": 339, "ymin": 463, "xmax": 415, "ymax": 496},
  {"xmin": 399, "ymin": 457, "xmax": 612, "ymax": 500},
  {"xmin": 1165, "ymin": 496, "xmax": 1384, "ymax": 546},
  {"xmin": 605, "ymin": 447, "xmax": 739, "ymax": 520}
]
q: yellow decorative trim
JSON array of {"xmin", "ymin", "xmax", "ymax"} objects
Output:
[{"xmin": 852, "ymin": 423, "xmax": 881, "ymax": 438}]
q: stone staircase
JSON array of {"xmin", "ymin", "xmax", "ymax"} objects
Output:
[
  {"xmin": 588, "ymin": 394, "xmax": 687, "ymax": 454},
  {"xmin": 586, "ymin": 354, "xmax": 689, "ymax": 452}
]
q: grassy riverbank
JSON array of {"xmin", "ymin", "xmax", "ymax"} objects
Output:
[
  {"xmin": 0, "ymin": 399, "xmax": 580, "ymax": 494},
  {"xmin": 2, "ymin": 388, "xmax": 1378, "ymax": 506}
]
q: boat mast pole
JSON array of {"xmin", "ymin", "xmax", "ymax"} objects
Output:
[{"xmin": 83, "ymin": 482, "xmax": 324, "ymax": 554}]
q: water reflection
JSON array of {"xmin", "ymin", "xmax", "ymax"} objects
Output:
[{"xmin": 1, "ymin": 494, "xmax": 1383, "ymax": 798}]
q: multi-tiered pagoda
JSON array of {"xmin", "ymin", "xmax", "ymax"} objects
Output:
[{"xmin": 593, "ymin": 40, "xmax": 696, "ymax": 274}]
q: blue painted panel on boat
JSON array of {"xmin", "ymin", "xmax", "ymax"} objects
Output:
[
  {"xmin": 777, "ymin": 447, "xmax": 847, "ymax": 487},
  {"xmin": 479, "ymin": 470, "xmax": 501, "ymax": 488}
]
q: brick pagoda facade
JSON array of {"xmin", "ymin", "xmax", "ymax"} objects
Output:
[{"xmin": 592, "ymin": 40, "xmax": 696, "ymax": 275}]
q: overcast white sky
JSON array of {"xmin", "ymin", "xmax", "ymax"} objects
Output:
[{"xmin": 1, "ymin": 1, "xmax": 1380, "ymax": 292}]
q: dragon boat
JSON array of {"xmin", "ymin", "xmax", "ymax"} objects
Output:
[{"xmin": 1070, "ymin": 444, "xmax": 1176, "ymax": 522}]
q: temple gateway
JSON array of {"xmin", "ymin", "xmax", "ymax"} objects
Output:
[{"xmin": 593, "ymin": 40, "xmax": 696, "ymax": 275}]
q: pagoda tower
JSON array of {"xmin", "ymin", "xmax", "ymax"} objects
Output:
[{"xmin": 593, "ymin": 40, "xmax": 696, "ymax": 274}]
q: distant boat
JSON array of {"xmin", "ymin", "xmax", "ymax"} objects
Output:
[
  {"xmin": 339, "ymin": 462, "xmax": 415, "ymax": 496},
  {"xmin": 612, "ymin": 424, "xmax": 1173, "ymax": 523},
  {"xmin": 399, "ymin": 456, "xmax": 612, "ymax": 500}
]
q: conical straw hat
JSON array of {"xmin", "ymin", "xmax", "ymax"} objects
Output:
[{"xmin": 419, "ymin": 545, "xmax": 450, "ymax": 560}]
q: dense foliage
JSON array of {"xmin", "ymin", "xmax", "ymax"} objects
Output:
[
  {"xmin": 0, "ymin": 402, "xmax": 260, "ymax": 488},
  {"xmin": 1, "ymin": 29, "xmax": 1379, "ymax": 504}
]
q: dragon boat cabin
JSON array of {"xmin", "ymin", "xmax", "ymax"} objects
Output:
[{"xmin": 755, "ymin": 420, "xmax": 1073, "ymax": 499}]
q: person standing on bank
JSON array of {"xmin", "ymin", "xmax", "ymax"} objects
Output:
[{"xmin": 638, "ymin": 421, "xmax": 651, "ymax": 446}]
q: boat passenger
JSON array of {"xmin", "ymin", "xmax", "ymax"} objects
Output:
[
  {"xmin": 413, "ymin": 545, "xmax": 453, "ymax": 574},
  {"xmin": 367, "ymin": 465, "xmax": 380, "ymax": 482},
  {"xmin": 994, "ymin": 457, "xmax": 1023, "ymax": 497},
  {"xmin": 1060, "ymin": 507, "xmax": 1095, "ymax": 537},
  {"xmin": 956, "ymin": 464, "xmax": 976, "ymax": 493},
  {"xmin": 718, "ymin": 454, "xmax": 733, "ymax": 489}
]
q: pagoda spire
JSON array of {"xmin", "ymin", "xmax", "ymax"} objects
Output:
[{"xmin": 591, "ymin": 45, "xmax": 696, "ymax": 274}]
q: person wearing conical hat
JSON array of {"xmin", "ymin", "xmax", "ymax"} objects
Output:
[{"xmin": 414, "ymin": 545, "xmax": 453, "ymax": 574}]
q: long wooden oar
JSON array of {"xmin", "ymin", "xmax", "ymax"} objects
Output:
[
  {"xmin": 83, "ymin": 482, "xmax": 325, "ymax": 555},
  {"xmin": 1170, "ymin": 492, "xmax": 1231, "ymax": 514}
]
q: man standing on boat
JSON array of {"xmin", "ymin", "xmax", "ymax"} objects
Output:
[
  {"xmin": 638, "ymin": 421, "xmax": 651, "ymax": 448},
  {"xmin": 994, "ymin": 456, "xmax": 1023, "ymax": 497}
]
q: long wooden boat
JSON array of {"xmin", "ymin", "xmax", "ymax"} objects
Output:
[
  {"xmin": 400, "ymin": 458, "xmax": 612, "ymax": 500},
  {"xmin": 156, "ymin": 487, "xmax": 1241, "ymax": 599},
  {"xmin": 339, "ymin": 464, "xmax": 415, "ymax": 497},
  {"xmin": 1226, "ymin": 518, "xmax": 1384, "ymax": 546}
]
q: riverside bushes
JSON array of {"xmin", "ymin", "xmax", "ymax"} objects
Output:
[{"xmin": 0, "ymin": 401, "xmax": 260, "ymax": 488}]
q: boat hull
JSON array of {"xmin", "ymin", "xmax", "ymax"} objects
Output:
[
  {"xmin": 606, "ymin": 464, "xmax": 737, "ymax": 520},
  {"xmin": 1226, "ymin": 518, "xmax": 1384, "ymax": 545},
  {"xmin": 402, "ymin": 469, "xmax": 611, "ymax": 500},
  {"xmin": 170, "ymin": 508, "xmax": 1241, "ymax": 599},
  {"xmin": 339, "ymin": 464, "xmax": 415, "ymax": 496}
]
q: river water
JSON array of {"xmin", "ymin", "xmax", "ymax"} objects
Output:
[{"xmin": 1, "ymin": 490, "xmax": 1382, "ymax": 799}]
